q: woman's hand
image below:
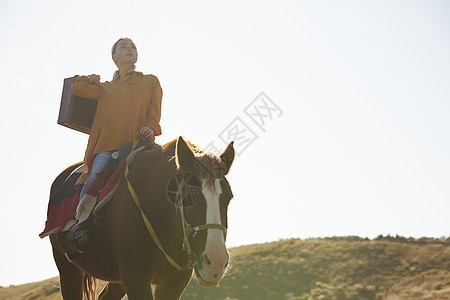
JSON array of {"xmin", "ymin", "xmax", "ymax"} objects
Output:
[
  {"xmin": 88, "ymin": 74, "xmax": 101, "ymax": 83},
  {"xmin": 139, "ymin": 127, "xmax": 155, "ymax": 140}
]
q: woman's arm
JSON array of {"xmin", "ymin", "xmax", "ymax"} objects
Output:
[
  {"xmin": 145, "ymin": 76, "xmax": 163, "ymax": 136},
  {"xmin": 71, "ymin": 75, "xmax": 100, "ymax": 100}
]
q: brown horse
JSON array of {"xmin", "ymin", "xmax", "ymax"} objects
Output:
[{"xmin": 49, "ymin": 136, "xmax": 235, "ymax": 299}]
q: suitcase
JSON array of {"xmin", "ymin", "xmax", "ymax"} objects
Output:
[{"xmin": 57, "ymin": 76, "xmax": 98, "ymax": 134}]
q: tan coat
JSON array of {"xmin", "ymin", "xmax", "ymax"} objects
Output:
[{"xmin": 71, "ymin": 71, "xmax": 162, "ymax": 172}]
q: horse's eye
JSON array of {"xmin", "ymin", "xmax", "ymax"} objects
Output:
[
  {"xmin": 167, "ymin": 173, "xmax": 202, "ymax": 207},
  {"xmin": 185, "ymin": 185, "xmax": 202, "ymax": 205}
]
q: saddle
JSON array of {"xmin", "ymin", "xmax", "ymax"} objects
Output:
[{"xmin": 40, "ymin": 139, "xmax": 157, "ymax": 239}]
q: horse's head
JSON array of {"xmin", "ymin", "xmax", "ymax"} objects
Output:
[{"xmin": 175, "ymin": 136, "xmax": 234, "ymax": 286}]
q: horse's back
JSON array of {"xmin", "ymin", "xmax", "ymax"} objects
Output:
[{"xmin": 50, "ymin": 162, "xmax": 84, "ymax": 198}]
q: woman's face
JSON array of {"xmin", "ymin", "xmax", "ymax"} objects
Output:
[{"xmin": 112, "ymin": 39, "xmax": 138, "ymax": 66}]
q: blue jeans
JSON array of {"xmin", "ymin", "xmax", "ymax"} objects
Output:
[{"xmin": 79, "ymin": 150, "xmax": 115, "ymax": 201}]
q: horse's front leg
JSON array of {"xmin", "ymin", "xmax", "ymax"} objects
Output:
[
  {"xmin": 120, "ymin": 266, "xmax": 154, "ymax": 300},
  {"xmin": 98, "ymin": 282, "xmax": 126, "ymax": 300},
  {"xmin": 154, "ymin": 269, "xmax": 193, "ymax": 300}
]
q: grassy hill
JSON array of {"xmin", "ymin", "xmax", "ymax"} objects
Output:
[{"xmin": 1, "ymin": 236, "xmax": 449, "ymax": 299}]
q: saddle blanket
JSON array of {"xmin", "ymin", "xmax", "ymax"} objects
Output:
[{"xmin": 39, "ymin": 144, "xmax": 154, "ymax": 238}]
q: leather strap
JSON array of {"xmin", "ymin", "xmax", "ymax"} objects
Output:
[{"xmin": 124, "ymin": 138, "xmax": 183, "ymax": 270}]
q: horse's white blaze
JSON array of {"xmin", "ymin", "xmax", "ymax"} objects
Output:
[
  {"xmin": 151, "ymin": 283, "xmax": 156, "ymax": 298},
  {"xmin": 202, "ymin": 179, "xmax": 222, "ymax": 222},
  {"xmin": 200, "ymin": 178, "xmax": 227, "ymax": 282}
]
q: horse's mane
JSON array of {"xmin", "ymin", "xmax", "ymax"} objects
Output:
[{"xmin": 163, "ymin": 138, "xmax": 225, "ymax": 188}]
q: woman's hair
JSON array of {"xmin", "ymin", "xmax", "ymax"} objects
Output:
[{"xmin": 111, "ymin": 38, "xmax": 134, "ymax": 54}]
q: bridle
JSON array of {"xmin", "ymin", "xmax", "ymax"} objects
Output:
[{"xmin": 176, "ymin": 174, "xmax": 228, "ymax": 269}]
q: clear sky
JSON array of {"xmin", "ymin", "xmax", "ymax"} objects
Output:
[{"xmin": 0, "ymin": 0, "xmax": 449, "ymax": 287}]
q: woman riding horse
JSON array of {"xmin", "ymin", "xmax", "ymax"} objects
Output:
[
  {"xmin": 67, "ymin": 38, "xmax": 163, "ymax": 252},
  {"xmin": 49, "ymin": 38, "xmax": 236, "ymax": 299}
]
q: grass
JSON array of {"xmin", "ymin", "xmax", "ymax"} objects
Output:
[{"xmin": 1, "ymin": 235, "xmax": 448, "ymax": 299}]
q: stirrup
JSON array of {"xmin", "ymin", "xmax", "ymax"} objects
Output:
[{"xmin": 66, "ymin": 222, "xmax": 88, "ymax": 254}]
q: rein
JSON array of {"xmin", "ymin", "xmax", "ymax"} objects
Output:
[{"xmin": 124, "ymin": 137, "xmax": 227, "ymax": 270}]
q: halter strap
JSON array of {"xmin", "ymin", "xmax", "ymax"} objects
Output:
[{"xmin": 192, "ymin": 224, "xmax": 227, "ymax": 238}]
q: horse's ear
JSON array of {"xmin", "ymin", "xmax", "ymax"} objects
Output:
[
  {"xmin": 176, "ymin": 136, "xmax": 196, "ymax": 174},
  {"xmin": 220, "ymin": 141, "xmax": 235, "ymax": 175}
]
